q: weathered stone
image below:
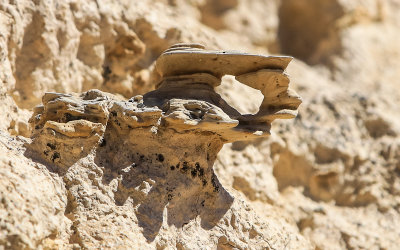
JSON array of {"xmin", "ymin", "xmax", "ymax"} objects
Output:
[
  {"xmin": 1, "ymin": 0, "xmax": 400, "ymax": 249},
  {"xmin": 27, "ymin": 39, "xmax": 302, "ymax": 171},
  {"xmin": 18, "ymin": 42, "xmax": 304, "ymax": 248},
  {"xmin": 146, "ymin": 43, "xmax": 301, "ymax": 142},
  {"xmin": 155, "ymin": 43, "xmax": 292, "ymax": 79}
]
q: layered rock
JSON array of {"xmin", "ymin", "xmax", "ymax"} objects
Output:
[
  {"xmin": 20, "ymin": 45, "xmax": 305, "ymax": 248},
  {"xmin": 1, "ymin": 0, "xmax": 400, "ymax": 249},
  {"xmin": 28, "ymin": 43, "xmax": 301, "ymax": 164}
]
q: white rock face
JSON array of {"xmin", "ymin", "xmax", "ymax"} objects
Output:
[{"xmin": 1, "ymin": 0, "xmax": 400, "ymax": 249}]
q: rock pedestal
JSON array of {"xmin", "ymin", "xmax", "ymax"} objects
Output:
[{"xmin": 25, "ymin": 44, "xmax": 302, "ymax": 247}]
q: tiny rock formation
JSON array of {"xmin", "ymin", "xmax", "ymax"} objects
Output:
[
  {"xmin": 24, "ymin": 44, "xmax": 302, "ymax": 247},
  {"xmin": 1, "ymin": 0, "xmax": 400, "ymax": 249},
  {"xmin": 149, "ymin": 43, "xmax": 302, "ymax": 141},
  {"xmin": 29, "ymin": 43, "xmax": 301, "ymax": 168}
]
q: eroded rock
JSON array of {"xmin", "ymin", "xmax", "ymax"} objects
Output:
[
  {"xmin": 149, "ymin": 43, "xmax": 301, "ymax": 141},
  {"xmin": 1, "ymin": 1, "xmax": 400, "ymax": 249},
  {"xmin": 29, "ymin": 45, "xmax": 301, "ymax": 160},
  {"xmin": 24, "ymin": 44, "xmax": 304, "ymax": 248},
  {"xmin": 28, "ymin": 43, "xmax": 301, "ymax": 196}
]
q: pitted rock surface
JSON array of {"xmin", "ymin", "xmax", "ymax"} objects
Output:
[
  {"xmin": 2, "ymin": 1, "xmax": 400, "ymax": 249},
  {"xmin": 23, "ymin": 44, "xmax": 303, "ymax": 248}
]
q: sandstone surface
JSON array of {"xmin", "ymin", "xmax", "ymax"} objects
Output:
[{"xmin": 1, "ymin": 0, "xmax": 400, "ymax": 249}]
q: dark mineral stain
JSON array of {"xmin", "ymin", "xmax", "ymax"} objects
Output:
[
  {"xmin": 191, "ymin": 168, "xmax": 197, "ymax": 178},
  {"xmin": 157, "ymin": 154, "xmax": 164, "ymax": 162},
  {"xmin": 195, "ymin": 163, "xmax": 204, "ymax": 176},
  {"xmin": 211, "ymin": 174, "xmax": 219, "ymax": 192},
  {"xmin": 198, "ymin": 168, "xmax": 204, "ymax": 177},
  {"xmin": 181, "ymin": 162, "xmax": 189, "ymax": 173},
  {"xmin": 51, "ymin": 152, "xmax": 60, "ymax": 162},
  {"xmin": 46, "ymin": 143, "xmax": 56, "ymax": 150}
]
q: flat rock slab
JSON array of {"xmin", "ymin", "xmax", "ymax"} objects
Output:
[{"xmin": 156, "ymin": 47, "xmax": 292, "ymax": 78}]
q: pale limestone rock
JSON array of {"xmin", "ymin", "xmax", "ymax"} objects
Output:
[
  {"xmin": 20, "ymin": 43, "xmax": 304, "ymax": 248},
  {"xmin": 0, "ymin": 132, "xmax": 71, "ymax": 249},
  {"xmin": 1, "ymin": 0, "xmax": 400, "ymax": 249}
]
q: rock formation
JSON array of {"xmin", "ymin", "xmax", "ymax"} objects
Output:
[
  {"xmin": 2, "ymin": 0, "xmax": 400, "ymax": 249},
  {"xmin": 21, "ymin": 44, "xmax": 303, "ymax": 248}
]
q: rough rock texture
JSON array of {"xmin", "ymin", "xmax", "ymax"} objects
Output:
[
  {"xmin": 1, "ymin": 0, "xmax": 400, "ymax": 249},
  {"xmin": 24, "ymin": 86, "xmax": 304, "ymax": 248},
  {"xmin": 21, "ymin": 43, "xmax": 301, "ymax": 248}
]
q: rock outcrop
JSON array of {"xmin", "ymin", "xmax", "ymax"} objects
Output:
[
  {"xmin": 1, "ymin": 0, "xmax": 400, "ymax": 249},
  {"xmin": 20, "ymin": 44, "xmax": 304, "ymax": 248}
]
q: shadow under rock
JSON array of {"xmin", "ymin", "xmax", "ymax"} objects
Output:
[
  {"xmin": 94, "ymin": 132, "xmax": 234, "ymax": 242},
  {"xmin": 24, "ymin": 118, "xmax": 234, "ymax": 243},
  {"xmin": 23, "ymin": 146, "xmax": 70, "ymax": 175}
]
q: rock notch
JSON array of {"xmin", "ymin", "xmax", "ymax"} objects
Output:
[{"xmin": 26, "ymin": 44, "xmax": 301, "ymax": 243}]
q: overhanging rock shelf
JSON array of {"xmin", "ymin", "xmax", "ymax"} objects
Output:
[
  {"xmin": 27, "ymin": 44, "xmax": 302, "ymax": 241},
  {"xmin": 146, "ymin": 43, "xmax": 302, "ymax": 142}
]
